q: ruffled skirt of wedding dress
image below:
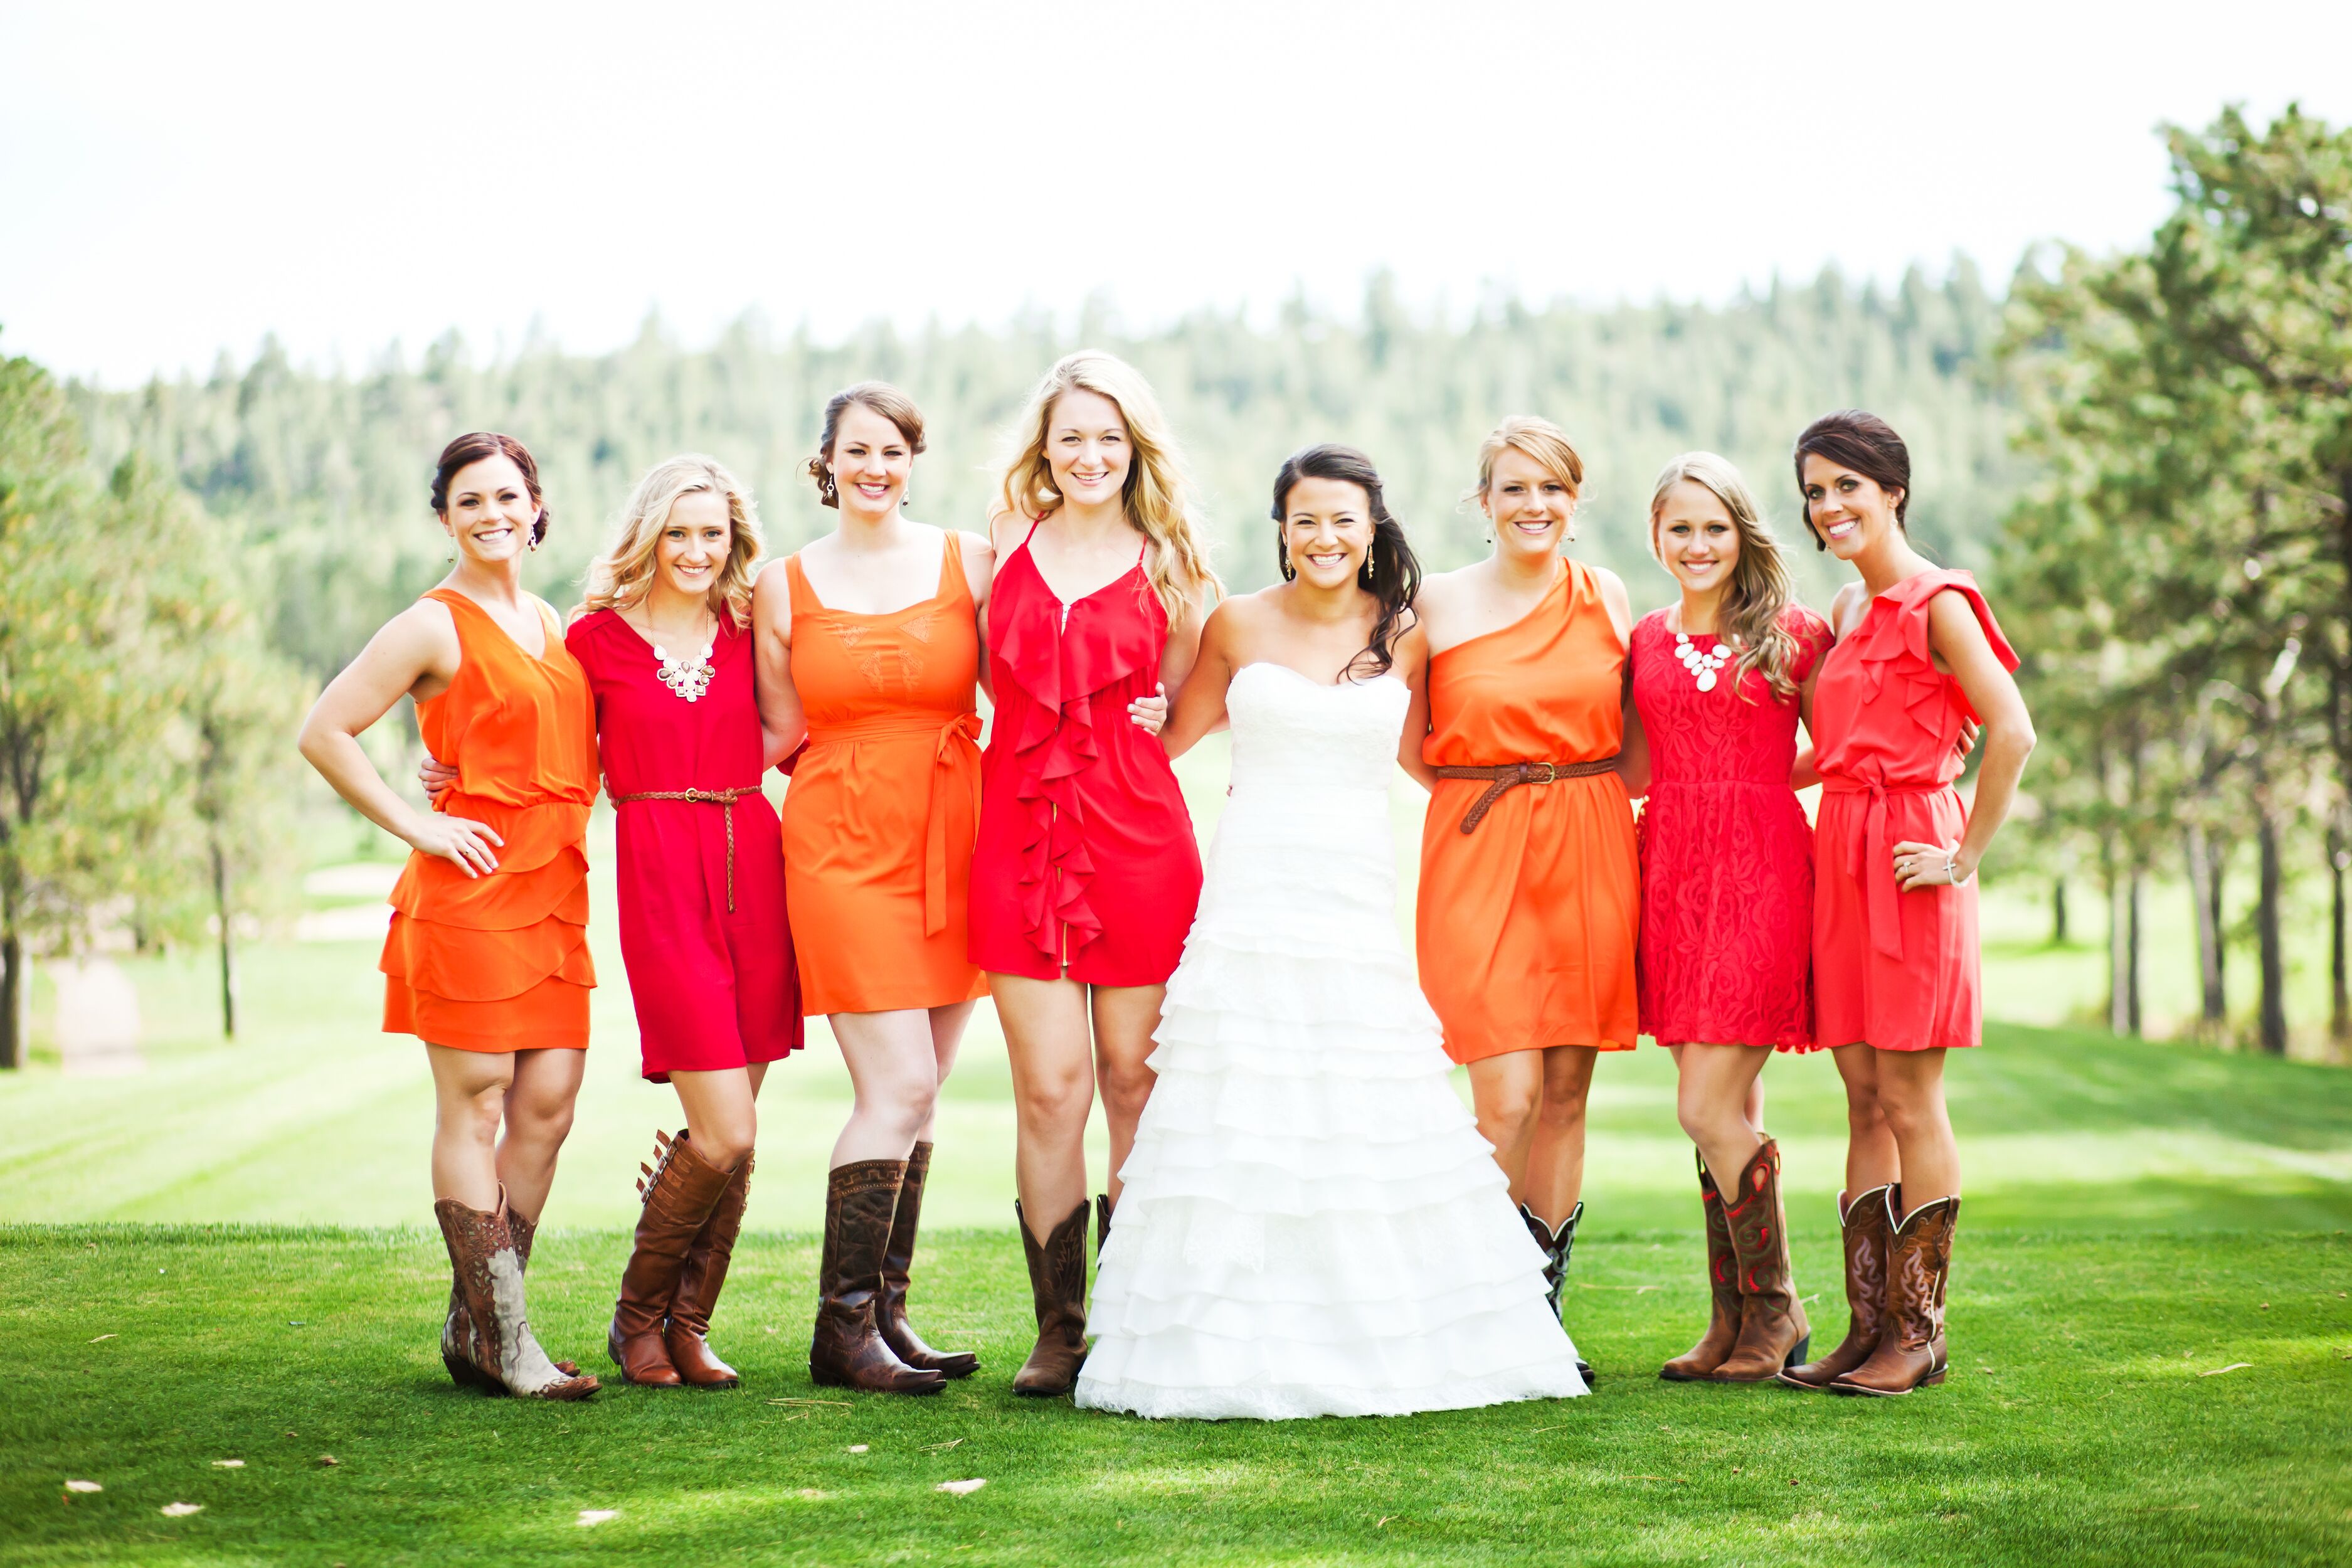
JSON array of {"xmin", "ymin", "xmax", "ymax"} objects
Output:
[{"xmin": 1075, "ymin": 859, "xmax": 1588, "ymax": 1421}]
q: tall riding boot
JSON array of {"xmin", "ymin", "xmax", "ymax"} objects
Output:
[
  {"xmin": 809, "ymin": 1160, "xmax": 945, "ymax": 1394},
  {"xmin": 1660, "ymin": 1155, "xmax": 1744, "ymax": 1381},
  {"xmin": 608, "ymin": 1130, "xmax": 734, "ymax": 1387},
  {"xmin": 875, "ymin": 1142, "xmax": 977, "ymax": 1379},
  {"xmin": 1522, "ymin": 1201, "xmax": 1593, "ymax": 1382},
  {"xmin": 434, "ymin": 1187, "xmax": 598, "ymax": 1399},
  {"xmin": 1714, "ymin": 1138, "xmax": 1811, "ymax": 1381},
  {"xmin": 1833, "ymin": 1194, "xmax": 1959, "ymax": 1396},
  {"xmin": 668, "ymin": 1150, "xmax": 753, "ymax": 1388},
  {"xmin": 1779, "ymin": 1184, "xmax": 1895, "ymax": 1391},
  {"xmin": 1012, "ymin": 1198, "xmax": 1090, "ymax": 1396}
]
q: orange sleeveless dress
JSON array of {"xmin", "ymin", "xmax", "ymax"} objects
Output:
[
  {"xmin": 781, "ymin": 534, "xmax": 988, "ymax": 1015},
  {"xmin": 381, "ymin": 590, "xmax": 597, "ymax": 1053},
  {"xmin": 1417, "ymin": 559, "xmax": 1640, "ymax": 1063}
]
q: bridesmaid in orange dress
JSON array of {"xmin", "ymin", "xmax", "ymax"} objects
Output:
[
  {"xmin": 298, "ymin": 432, "xmax": 598, "ymax": 1399},
  {"xmin": 1778, "ymin": 410, "xmax": 2034, "ymax": 1399},
  {"xmin": 750, "ymin": 383, "xmax": 992, "ymax": 1396},
  {"xmin": 1404, "ymin": 416, "xmax": 1638, "ymax": 1368}
]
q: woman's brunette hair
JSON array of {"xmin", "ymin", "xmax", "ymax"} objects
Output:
[
  {"xmin": 1270, "ymin": 443, "xmax": 1423, "ymax": 681},
  {"xmin": 1648, "ymin": 452, "xmax": 1803, "ymax": 702},
  {"xmin": 808, "ymin": 382, "xmax": 926, "ymax": 508},
  {"xmin": 432, "ymin": 432, "xmax": 549, "ymax": 546},
  {"xmin": 995, "ymin": 351, "xmax": 1222, "ymax": 623},
  {"xmin": 582, "ymin": 454, "xmax": 765, "ymax": 628},
  {"xmin": 1792, "ymin": 409, "xmax": 1910, "ymax": 549}
]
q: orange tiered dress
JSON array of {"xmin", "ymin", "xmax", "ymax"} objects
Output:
[
  {"xmin": 780, "ymin": 534, "xmax": 988, "ymax": 1015},
  {"xmin": 1416, "ymin": 559, "xmax": 1640, "ymax": 1063},
  {"xmin": 381, "ymin": 590, "xmax": 597, "ymax": 1052}
]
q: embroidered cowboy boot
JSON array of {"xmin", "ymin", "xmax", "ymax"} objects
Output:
[
  {"xmin": 1779, "ymin": 1184, "xmax": 1895, "ymax": 1391},
  {"xmin": 1714, "ymin": 1138, "xmax": 1811, "ymax": 1380},
  {"xmin": 1660, "ymin": 1155, "xmax": 1744, "ymax": 1381},
  {"xmin": 1833, "ymin": 1194, "xmax": 1959, "ymax": 1396},
  {"xmin": 875, "ymin": 1141, "xmax": 977, "ymax": 1379},
  {"xmin": 1012, "ymin": 1198, "xmax": 1090, "ymax": 1396},
  {"xmin": 809, "ymin": 1159, "xmax": 946, "ymax": 1394}
]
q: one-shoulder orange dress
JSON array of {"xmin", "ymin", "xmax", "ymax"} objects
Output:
[
  {"xmin": 781, "ymin": 533, "xmax": 988, "ymax": 1015},
  {"xmin": 381, "ymin": 589, "xmax": 598, "ymax": 1053},
  {"xmin": 1417, "ymin": 559, "xmax": 1640, "ymax": 1063}
]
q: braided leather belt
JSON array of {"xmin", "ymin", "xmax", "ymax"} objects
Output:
[
  {"xmin": 610, "ymin": 787, "xmax": 758, "ymax": 911},
  {"xmin": 1433, "ymin": 757, "xmax": 1620, "ymax": 834}
]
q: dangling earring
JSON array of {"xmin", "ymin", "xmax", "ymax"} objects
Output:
[
  {"xmin": 1278, "ymin": 542, "xmax": 1296, "ymax": 582},
  {"xmin": 1361, "ymin": 551, "xmax": 1376, "ymax": 585},
  {"xmin": 1563, "ymin": 506, "xmax": 1579, "ymax": 545},
  {"xmin": 527, "ymin": 512, "xmax": 543, "ymax": 553},
  {"xmin": 901, "ymin": 487, "xmax": 912, "ymax": 512}
]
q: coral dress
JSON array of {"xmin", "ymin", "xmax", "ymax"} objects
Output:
[
  {"xmin": 1417, "ymin": 559, "xmax": 1640, "ymax": 1062},
  {"xmin": 382, "ymin": 590, "xmax": 596, "ymax": 1053},
  {"xmin": 780, "ymin": 534, "xmax": 988, "ymax": 1015},
  {"xmin": 1813, "ymin": 569, "xmax": 2019, "ymax": 1052},
  {"xmin": 568, "ymin": 611, "xmax": 802, "ymax": 1082},
  {"xmin": 1631, "ymin": 605, "xmax": 1833, "ymax": 1051},
  {"xmin": 968, "ymin": 522, "xmax": 1203, "ymax": 985}
]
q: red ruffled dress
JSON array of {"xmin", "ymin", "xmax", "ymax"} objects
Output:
[
  {"xmin": 568, "ymin": 610, "xmax": 802, "ymax": 1082},
  {"xmin": 1812, "ymin": 569, "xmax": 2019, "ymax": 1052},
  {"xmin": 1631, "ymin": 605, "xmax": 1832, "ymax": 1051},
  {"xmin": 968, "ymin": 524, "xmax": 1203, "ymax": 983}
]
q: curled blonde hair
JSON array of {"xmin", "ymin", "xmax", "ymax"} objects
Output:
[
  {"xmin": 995, "ymin": 350, "xmax": 1221, "ymax": 623},
  {"xmin": 1468, "ymin": 415, "xmax": 1587, "ymax": 504},
  {"xmin": 582, "ymin": 454, "xmax": 765, "ymax": 628},
  {"xmin": 1648, "ymin": 452, "xmax": 1803, "ymax": 702}
]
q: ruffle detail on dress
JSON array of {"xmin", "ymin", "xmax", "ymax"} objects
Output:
[
  {"xmin": 388, "ymin": 799, "xmax": 591, "ymax": 930},
  {"xmin": 1843, "ymin": 570, "xmax": 2020, "ymax": 711},
  {"xmin": 1074, "ymin": 1362, "xmax": 1586, "ymax": 1422},
  {"xmin": 381, "ymin": 908, "xmax": 593, "ymax": 1002}
]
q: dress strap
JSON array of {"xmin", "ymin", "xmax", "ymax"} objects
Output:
[
  {"xmin": 938, "ymin": 529, "xmax": 966, "ymax": 601},
  {"xmin": 783, "ymin": 553, "xmax": 821, "ymax": 617}
]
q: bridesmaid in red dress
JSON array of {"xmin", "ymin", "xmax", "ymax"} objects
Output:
[
  {"xmin": 1779, "ymin": 410, "xmax": 2035, "ymax": 1398},
  {"xmin": 968, "ymin": 351, "xmax": 1216, "ymax": 1397},
  {"xmin": 1628, "ymin": 452, "xmax": 1831, "ymax": 1385}
]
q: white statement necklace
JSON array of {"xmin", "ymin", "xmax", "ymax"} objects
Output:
[
  {"xmin": 1675, "ymin": 630, "xmax": 1734, "ymax": 692},
  {"xmin": 653, "ymin": 641, "xmax": 715, "ymax": 702}
]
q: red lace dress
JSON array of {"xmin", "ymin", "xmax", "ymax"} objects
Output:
[
  {"xmin": 968, "ymin": 522, "xmax": 1203, "ymax": 984},
  {"xmin": 1631, "ymin": 606, "xmax": 1831, "ymax": 1050}
]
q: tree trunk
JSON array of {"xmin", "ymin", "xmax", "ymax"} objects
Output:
[
  {"xmin": 2186, "ymin": 824, "xmax": 2226, "ymax": 1035},
  {"xmin": 210, "ymin": 834, "xmax": 236, "ymax": 1041},
  {"xmin": 0, "ymin": 929, "xmax": 20, "ymax": 1071},
  {"xmin": 2256, "ymin": 807, "xmax": 2288, "ymax": 1056},
  {"xmin": 2126, "ymin": 869, "xmax": 2143, "ymax": 1036},
  {"xmin": 2104, "ymin": 834, "xmax": 2129, "ymax": 1036},
  {"xmin": 2052, "ymin": 876, "xmax": 2069, "ymax": 945}
]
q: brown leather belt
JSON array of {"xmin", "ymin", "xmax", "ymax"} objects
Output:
[
  {"xmin": 1433, "ymin": 757, "xmax": 1620, "ymax": 834},
  {"xmin": 610, "ymin": 786, "xmax": 758, "ymax": 911}
]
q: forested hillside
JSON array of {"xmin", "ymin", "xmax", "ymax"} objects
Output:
[{"xmin": 69, "ymin": 263, "xmax": 2021, "ymax": 677}]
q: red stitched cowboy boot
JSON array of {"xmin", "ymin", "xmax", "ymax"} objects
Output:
[
  {"xmin": 1713, "ymin": 1138, "xmax": 1811, "ymax": 1381},
  {"xmin": 1833, "ymin": 1194, "xmax": 1959, "ymax": 1397},
  {"xmin": 1660, "ymin": 1155, "xmax": 1743, "ymax": 1381},
  {"xmin": 1779, "ymin": 1184, "xmax": 1895, "ymax": 1391}
]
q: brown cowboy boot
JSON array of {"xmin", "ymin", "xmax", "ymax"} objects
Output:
[
  {"xmin": 1833, "ymin": 1194, "xmax": 1959, "ymax": 1396},
  {"xmin": 507, "ymin": 1206, "xmax": 581, "ymax": 1375},
  {"xmin": 667, "ymin": 1150, "xmax": 753, "ymax": 1388},
  {"xmin": 875, "ymin": 1142, "xmax": 977, "ymax": 1379},
  {"xmin": 1095, "ymin": 1192, "xmax": 1113, "ymax": 1263},
  {"xmin": 1779, "ymin": 1184, "xmax": 1895, "ymax": 1391},
  {"xmin": 434, "ymin": 1187, "xmax": 598, "ymax": 1400},
  {"xmin": 1660, "ymin": 1155, "xmax": 1744, "ymax": 1381},
  {"xmin": 608, "ymin": 1130, "xmax": 734, "ymax": 1387},
  {"xmin": 1522, "ymin": 1201, "xmax": 1593, "ymax": 1382},
  {"xmin": 809, "ymin": 1159, "xmax": 945, "ymax": 1394},
  {"xmin": 1012, "ymin": 1198, "xmax": 1090, "ymax": 1396},
  {"xmin": 1714, "ymin": 1138, "xmax": 1811, "ymax": 1381}
]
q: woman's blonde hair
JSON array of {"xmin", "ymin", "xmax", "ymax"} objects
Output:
[
  {"xmin": 1648, "ymin": 451, "xmax": 1803, "ymax": 702},
  {"xmin": 1468, "ymin": 415, "xmax": 1586, "ymax": 503},
  {"xmin": 582, "ymin": 454, "xmax": 764, "ymax": 628},
  {"xmin": 995, "ymin": 350, "xmax": 1221, "ymax": 623}
]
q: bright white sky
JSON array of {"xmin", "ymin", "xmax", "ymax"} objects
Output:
[{"xmin": 4, "ymin": 1, "xmax": 2348, "ymax": 386}]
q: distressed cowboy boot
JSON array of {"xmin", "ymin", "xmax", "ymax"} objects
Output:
[
  {"xmin": 1833, "ymin": 1194, "xmax": 1959, "ymax": 1396},
  {"xmin": 809, "ymin": 1159, "xmax": 945, "ymax": 1394},
  {"xmin": 1523, "ymin": 1201, "xmax": 1593, "ymax": 1382},
  {"xmin": 1779, "ymin": 1184, "xmax": 1895, "ymax": 1391},
  {"xmin": 1714, "ymin": 1138, "xmax": 1811, "ymax": 1380},
  {"xmin": 435, "ymin": 1187, "xmax": 598, "ymax": 1399},
  {"xmin": 1012, "ymin": 1199, "xmax": 1090, "ymax": 1396},
  {"xmin": 667, "ymin": 1150, "xmax": 754, "ymax": 1388},
  {"xmin": 1660, "ymin": 1155, "xmax": 1744, "ymax": 1381},
  {"xmin": 874, "ymin": 1141, "xmax": 976, "ymax": 1379},
  {"xmin": 608, "ymin": 1130, "xmax": 734, "ymax": 1387}
]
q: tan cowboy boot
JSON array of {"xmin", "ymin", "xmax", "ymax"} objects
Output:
[
  {"xmin": 808, "ymin": 1160, "xmax": 946, "ymax": 1394},
  {"xmin": 875, "ymin": 1142, "xmax": 977, "ymax": 1379},
  {"xmin": 608, "ymin": 1130, "xmax": 734, "ymax": 1387},
  {"xmin": 1713, "ymin": 1138, "xmax": 1811, "ymax": 1380},
  {"xmin": 1660, "ymin": 1155, "xmax": 1744, "ymax": 1381},
  {"xmin": 1012, "ymin": 1199, "xmax": 1090, "ymax": 1396},
  {"xmin": 667, "ymin": 1150, "xmax": 753, "ymax": 1388},
  {"xmin": 1833, "ymin": 1194, "xmax": 1959, "ymax": 1396},
  {"xmin": 1780, "ymin": 1184, "xmax": 1895, "ymax": 1391},
  {"xmin": 434, "ymin": 1187, "xmax": 598, "ymax": 1400}
]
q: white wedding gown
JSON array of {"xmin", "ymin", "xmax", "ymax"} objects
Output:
[{"xmin": 1074, "ymin": 662, "xmax": 1588, "ymax": 1421}]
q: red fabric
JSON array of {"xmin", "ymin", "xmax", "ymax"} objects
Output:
[
  {"xmin": 568, "ymin": 610, "xmax": 802, "ymax": 1081},
  {"xmin": 968, "ymin": 529, "xmax": 1202, "ymax": 984},
  {"xmin": 1632, "ymin": 606, "xmax": 1831, "ymax": 1051},
  {"xmin": 1811, "ymin": 569, "xmax": 2019, "ymax": 1052}
]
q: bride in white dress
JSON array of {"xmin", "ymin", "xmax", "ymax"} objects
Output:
[{"xmin": 1075, "ymin": 443, "xmax": 1587, "ymax": 1421}]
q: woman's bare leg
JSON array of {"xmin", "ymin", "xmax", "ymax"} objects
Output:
[
  {"xmin": 1673, "ymin": 1042, "xmax": 1771, "ymax": 1186},
  {"xmin": 1873, "ymin": 1048, "xmax": 1958, "ymax": 1209},
  {"xmin": 1522, "ymin": 1044, "xmax": 1601, "ymax": 1224},
  {"xmin": 1465, "ymin": 1049, "xmax": 1545, "ymax": 1208},
  {"xmin": 497, "ymin": 1047, "xmax": 585, "ymax": 1221},
  {"xmin": 829, "ymin": 1010, "xmax": 946, "ymax": 1166},
  {"xmin": 426, "ymin": 1044, "xmax": 513, "ymax": 1211},
  {"xmin": 1089, "ymin": 983, "xmax": 1167, "ymax": 1208},
  {"xmin": 992, "ymin": 973, "xmax": 1096, "ymax": 1239},
  {"xmin": 1830, "ymin": 1043, "xmax": 1899, "ymax": 1194}
]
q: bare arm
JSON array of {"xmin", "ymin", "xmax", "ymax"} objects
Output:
[
  {"xmin": 297, "ymin": 601, "xmax": 504, "ymax": 878},
  {"xmin": 750, "ymin": 563, "xmax": 809, "ymax": 771},
  {"xmin": 960, "ymin": 529, "xmax": 997, "ymax": 704},
  {"xmin": 1159, "ymin": 600, "xmax": 1241, "ymax": 761},
  {"xmin": 1395, "ymin": 620, "xmax": 1438, "ymax": 790},
  {"xmin": 1616, "ymin": 686, "xmax": 1651, "ymax": 800},
  {"xmin": 1895, "ymin": 591, "xmax": 2036, "ymax": 889}
]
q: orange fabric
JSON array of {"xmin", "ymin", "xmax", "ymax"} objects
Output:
[
  {"xmin": 780, "ymin": 535, "xmax": 988, "ymax": 1015},
  {"xmin": 1416, "ymin": 559, "xmax": 1640, "ymax": 1062},
  {"xmin": 380, "ymin": 589, "xmax": 597, "ymax": 1053}
]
